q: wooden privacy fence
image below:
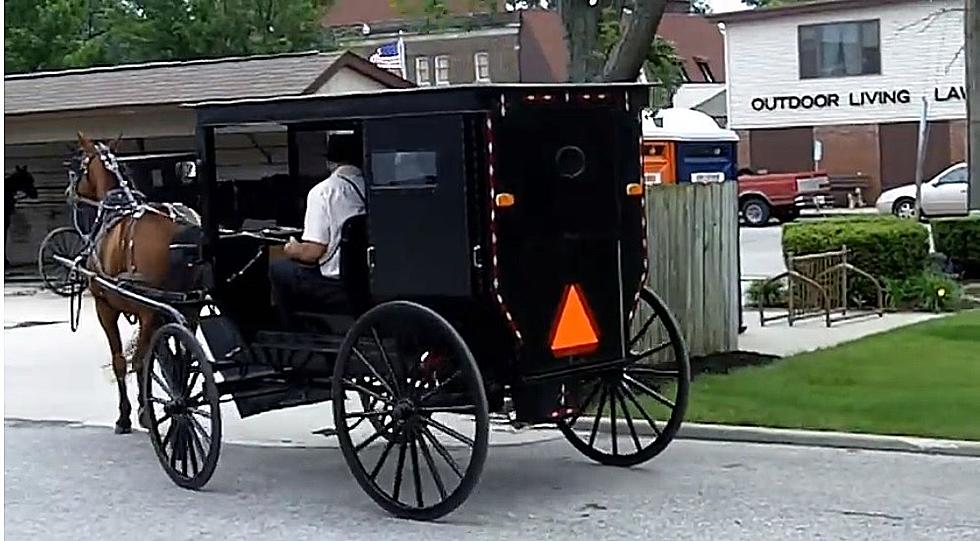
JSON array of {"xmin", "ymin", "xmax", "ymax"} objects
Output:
[{"xmin": 636, "ymin": 182, "xmax": 740, "ymax": 357}]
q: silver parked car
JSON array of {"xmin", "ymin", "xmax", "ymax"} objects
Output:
[{"xmin": 875, "ymin": 162, "xmax": 969, "ymax": 218}]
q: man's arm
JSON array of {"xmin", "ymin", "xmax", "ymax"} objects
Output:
[{"xmin": 284, "ymin": 237, "xmax": 327, "ymax": 264}]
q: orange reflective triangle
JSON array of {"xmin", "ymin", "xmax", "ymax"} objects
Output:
[{"xmin": 550, "ymin": 283, "xmax": 600, "ymax": 357}]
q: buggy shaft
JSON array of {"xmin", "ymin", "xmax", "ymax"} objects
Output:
[{"xmin": 51, "ymin": 254, "xmax": 189, "ymax": 327}]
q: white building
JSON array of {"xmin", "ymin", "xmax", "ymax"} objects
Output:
[{"xmin": 712, "ymin": 0, "xmax": 965, "ymax": 199}]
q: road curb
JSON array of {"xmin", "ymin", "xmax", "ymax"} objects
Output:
[{"xmin": 584, "ymin": 417, "xmax": 980, "ymax": 458}]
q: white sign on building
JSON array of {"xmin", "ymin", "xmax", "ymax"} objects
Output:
[{"xmin": 721, "ymin": 0, "xmax": 965, "ymax": 130}]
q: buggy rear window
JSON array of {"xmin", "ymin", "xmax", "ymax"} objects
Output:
[{"xmin": 371, "ymin": 151, "xmax": 438, "ymax": 188}]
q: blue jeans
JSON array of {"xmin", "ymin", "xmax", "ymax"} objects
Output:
[{"xmin": 269, "ymin": 258, "xmax": 345, "ymax": 327}]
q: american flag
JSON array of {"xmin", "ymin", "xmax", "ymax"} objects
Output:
[{"xmin": 369, "ymin": 40, "xmax": 404, "ymax": 74}]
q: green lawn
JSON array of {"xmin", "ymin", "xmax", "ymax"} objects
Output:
[{"xmin": 686, "ymin": 310, "xmax": 980, "ymax": 441}]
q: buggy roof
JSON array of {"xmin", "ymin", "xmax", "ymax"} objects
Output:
[{"xmin": 186, "ymin": 83, "xmax": 653, "ymax": 128}]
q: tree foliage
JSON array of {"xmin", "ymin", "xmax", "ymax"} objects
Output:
[{"xmin": 4, "ymin": 0, "xmax": 335, "ymax": 74}]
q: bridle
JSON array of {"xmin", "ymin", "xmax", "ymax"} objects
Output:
[{"xmin": 67, "ymin": 143, "xmax": 140, "ymax": 208}]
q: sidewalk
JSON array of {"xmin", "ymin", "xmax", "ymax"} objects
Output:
[{"xmin": 738, "ymin": 308, "xmax": 943, "ymax": 357}]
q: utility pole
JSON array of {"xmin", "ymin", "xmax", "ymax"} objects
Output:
[{"xmin": 968, "ymin": 0, "xmax": 980, "ymax": 210}]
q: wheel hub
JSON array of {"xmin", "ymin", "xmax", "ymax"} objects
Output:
[
  {"xmin": 163, "ymin": 398, "xmax": 187, "ymax": 415},
  {"xmin": 391, "ymin": 400, "xmax": 416, "ymax": 422}
]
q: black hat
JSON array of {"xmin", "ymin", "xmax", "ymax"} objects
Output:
[{"xmin": 325, "ymin": 133, "xmax": 362, "ymax": 166}]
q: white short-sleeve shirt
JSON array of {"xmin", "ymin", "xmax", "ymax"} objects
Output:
[{"xmin": 302, "ymin": 165, "xmax": 366, "ymax": 278}]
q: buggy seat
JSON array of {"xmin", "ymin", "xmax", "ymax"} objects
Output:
[{"xmin": 294, "ymin": 213, "xmax": 369, "ymax": 329}]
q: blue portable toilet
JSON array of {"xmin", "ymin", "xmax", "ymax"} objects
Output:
[{"xmin": 642, "ymin": 107, "xmax": 739, "ymax": 184}]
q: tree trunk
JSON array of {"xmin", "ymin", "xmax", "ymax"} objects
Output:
[
  {"xmin": 602, "ymin": 0, "xmax": 668, "ymax": 82},
  {"xmin": 558, "ymin": 0, "xmax": 605, "ymax": 82}
]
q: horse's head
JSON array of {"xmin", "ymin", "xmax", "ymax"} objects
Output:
[
  {"xmin": 7, "ymin": 165, "xmax": 38, "ymax": 199},
  {"xmin": 73, "ymin": 132, "xmax": 125, "ymax": 201}
]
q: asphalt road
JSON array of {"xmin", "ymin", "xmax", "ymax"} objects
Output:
[{"xmin": 5, "ymin": 421, "xmax": 979, "ymax": 541}]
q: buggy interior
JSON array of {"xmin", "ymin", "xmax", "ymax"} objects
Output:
[{"xmin": 209, "ymin": 120, "xmax": 368, "ymax": 337}]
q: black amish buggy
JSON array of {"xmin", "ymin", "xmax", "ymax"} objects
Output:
[
  {"xmin": 38, "ymin": 152, "xmax": 199, "ymax": 296},
  {"xmin": 58, "ymin": 83, "xmax": 692, "ymax": 520}
]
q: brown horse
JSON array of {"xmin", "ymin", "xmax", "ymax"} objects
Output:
[{"xmin": 74, "ymin": 133, "xmax": 191, "ymax": 434}]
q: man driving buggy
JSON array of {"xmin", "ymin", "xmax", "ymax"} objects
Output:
[{"xmin": 270, "ymin": 133, "xmax": 366, "ymax": 326}]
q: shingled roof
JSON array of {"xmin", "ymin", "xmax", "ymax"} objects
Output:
[{"xmin": 4, "ymin": 50, "xmax": 411, "ymax": 116}]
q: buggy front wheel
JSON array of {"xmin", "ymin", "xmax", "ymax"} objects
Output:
[
  {"xmin": 333, "ymin": 301, "xmax": 489, "ymax": 520},
  {"xmin": 37, "ymin": 226, "xmax": 87, "ymax": 296},
  {"xmin": 143, "ymin": 323, "xmax": 222, "ymax": 489},
  {"xmin": 558, "ymin": 287, "xmax": 690, "ymax": 467}
]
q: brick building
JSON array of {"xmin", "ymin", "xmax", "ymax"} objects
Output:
[
  {"xmin": 323, "ymin": 0, "xmax": 724, "ymax": 89},
  {"xmin": 712, "ymin": 0, "xmax": 966, "ymax": 200}
]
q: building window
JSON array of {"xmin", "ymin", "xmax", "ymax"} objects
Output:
[
  {"xmin": 798, "ymin": 20, "xmax": 881, "ymax": 79},
  {"xmin": 435, "ymin": 55, "xmax": 450, "ymax": 85},
  {"xmin": 474, "ymin": 52, "xmax": 491, "ymax": 82},
  {"xmin": 415, "ymin": 57, "xmax": 431, "ymax": 86}
]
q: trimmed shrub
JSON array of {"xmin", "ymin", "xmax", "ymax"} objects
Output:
[
  {"xmin": 745, "ymin": 278, "xmax": 786, "ymax": 308},
  {"xmin": 782, "ymin": 217, "xmax": 930, "ymax": 302},
  {"xmin": 932, "ymin": 215, "xmax": 980, "ymax": 276},
  {"xmin": 884, "ymin": 271, "xmax": 962, "ymax": 313},
  {"xmin": 783, "ymin": 217, "xmax": 930, "ymax": 280}
]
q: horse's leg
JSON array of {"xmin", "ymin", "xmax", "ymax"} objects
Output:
[
  {"xmin": 95, "ymin": 297, "xmax": 132, "ymax": 434},
  {"xmin": 132, "ymin": 309, "xmax": 159, "ymax": 430}
]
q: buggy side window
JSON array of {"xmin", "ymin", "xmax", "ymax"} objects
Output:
[{"xmin": 370, "ymin": 151, "xmax": 438, "ymax": 188}]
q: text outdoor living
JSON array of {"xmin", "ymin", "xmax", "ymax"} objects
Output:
[{"xmin": 750, "ymin": 85, "xmax": 966, "ymax": 112}]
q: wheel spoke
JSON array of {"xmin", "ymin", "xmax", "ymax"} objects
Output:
[
  {"xmin": 587, "ymin": 384, "xmax": 609, "ymax": 448},
  {"xmin": 354, "ymin": 418, "xmax": 399, "ymax": 453},
  {"xmin": 155, "ymin": 411, "xmax": 172, "ymax": 427},
  {"xmin": 616, "ymin": 384, "xmax": 643, "ymax": 452},
  {"xmin": 162, "ymin": 419, "xmax": 177, "ymax": 449},
  {"xmin": 392, "ymin": 437, "xmax": 408, "ymax": 502},
  {"xmin": 186, "ymin": 370, "xmax": 201, "ymax": 399},
  {"xmin": 419, "ymin": 426, "xmax": 464, "ymax": 479},
  {"xmin": 152, "ymin": 368, "xmax": 176, "ymax": 399},
  {"xmin": 353, "ymin": 347, "xmax": 396, "ymax": 398},
  {"xmin": 188, "ymin": 412, "xmax": 213, "ymax": 450},
  {"xmin": 609, "ymin": 382, "xmax": 618, "ymax": 456},
  {"xmin": 188, "ymin": 419, "xmax": 208, "ymax": 472},
  {"xmin": 148, "ymin": 397, "xmax": 171, "ymax": 406},
  {"xmin": 344, "ymin": 410, "xmax": 389, "ymax": 420},
  {"xmin": 621, "ymin": 382, "xmax": 662, "ymax": 437},
  {"xmin": 565, "ymin": 379, "xmax": 602, "ymax": 426},
  {"xmin": 629, "ymin": 312, "xmax": 659, "ymax": 347},
  {"xmin": 418, "ymin": 370, "xmax": 462, "ymax": 405},
  {"xmin": 368, "ymin": 427, "xmax": 402, "ymax": 480},
  {"xmin": 371, "ymin": 327, "xmax": 401, "ymax": 394},
  {"xmin": 416, "ymin": 429, "xmax": 448, "ymax": 500},
  {"xmin": 410, "ymin": 433, "xmax": 424, "ymax": 508},
  {"xmin": 188, "ymin": 407, "xmax": 211, "ymax": 419},
  {"xmin": 632, "ymin": 341, "xmax": 672, "ymax": 362},
  {"xmin": 342, "ymin": 379, "xmax": 396, "ymax": 407},
  {"xmin": 628, "ymin": 366, "xmax": 680, "ymax": 378},
  {"xmin": 184, "ymin": 421, "xmax": 200, "ymax": 475},
  {"xmin": 416, "ymin": 404, "xmax": 476, "ymax": 414},
  {"xmin": 170, "ymin": 421, "xmax": 182, "ymax": 474},
  {"xmin": 419, "ymin": 416, "xmax": 474, "ymax": 447},
  {"xmin": 624, "ymin": 374, "xmax": 676, "ymax": 409}
]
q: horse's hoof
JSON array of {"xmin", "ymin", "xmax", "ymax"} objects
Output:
[
  {"xmin": 138, "ymin": 409, "xmax": 151, "ymax": 430},
  {"xmin": 115, "ymin": 422, "xmax": 132, "ymax": 434}
]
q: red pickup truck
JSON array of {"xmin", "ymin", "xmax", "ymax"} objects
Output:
[{"xmin": 737, "ymin": 168, "xmax": 831, "ymax": 226}]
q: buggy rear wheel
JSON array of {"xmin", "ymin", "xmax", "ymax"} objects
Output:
[
  {"xmin": 558, "ymin": 287, "xmax": 690, "ymax": 467},
  {"xmin": 333, "ymin": 301, "xmax": 489, "ymax": 521},
  {"xmin": 143, "ymin": 323, "xmax": 222, "ymax": 489},
  {"xmin": 37, "ymin": 226, "xmax": 87, "ymax": 296}
]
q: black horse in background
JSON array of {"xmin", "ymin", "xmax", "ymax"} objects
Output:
[{"xmin": 5, "ymin": 165, "xmax": 39, "ymax": 266}]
